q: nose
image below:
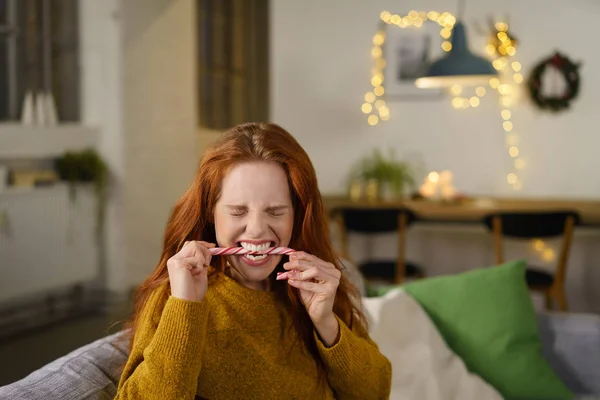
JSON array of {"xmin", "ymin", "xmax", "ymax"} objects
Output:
[{"xmin": 245, "ymin": 211, "xmax": 268, "ymax": 238}]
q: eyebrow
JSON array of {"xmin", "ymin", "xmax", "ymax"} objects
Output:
[{"xmin": 225, "ymin": 205, "xmax": 290, "ymax": 212}]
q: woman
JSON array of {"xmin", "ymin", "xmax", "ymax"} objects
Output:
[{"xmin": 116, "ymin": 123, "xmax": 391, "ymax": 399}]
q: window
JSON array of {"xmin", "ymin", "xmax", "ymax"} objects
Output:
[
  {"xmin": 0, "ymin": 0, "xmax": 80, "ymax": 123},
  {"xmin": 197, "ymin": 0, "xmax": 269, "ymax": 130}
]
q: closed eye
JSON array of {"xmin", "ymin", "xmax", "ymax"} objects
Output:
[
  {"xmin": 226, "ymin": 206, "xmax": 248, "ymax": 217},
  {"xmin": 266, "ymin": 206, "xmax": 289, "ymax": 217}
]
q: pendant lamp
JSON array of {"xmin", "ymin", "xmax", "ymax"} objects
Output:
[{"xmin": 415, "ymin": 1, "xmax": 497, "ymax": 89}]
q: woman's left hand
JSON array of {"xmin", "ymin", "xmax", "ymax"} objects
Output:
[{"xmin": 278, "ymin": 252, "xmax": 341, "ymax": 345}]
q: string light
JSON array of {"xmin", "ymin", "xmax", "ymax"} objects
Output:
[
  {"xmin": 513, "ymin": 73, "xmax": 523, "ymax": 83},
  {"xmin": 364, "ymin": 14, "xmax": 525, "ymax": 190},
  {"xmin": 533, "ymin": 239, "xmax": 545, "ymax": 251},
  {"xmin": 542, "ymin": 248, "xmax": 556, "ymax": 262},
  {"xmin": 371, "ymin": 75, "xmax": 383, "ymax": 87},
  {"xmin": 506, "ymin": 133, "xmax": 519, "ymax": 146},
  {"xmin": 427, "ymin": 11, "xmax": 440, "ymax": 21},
  {"xmin": 531, "ymin": 238, "xmax": 557, "ymax": 263},
  {"xmin": 498, "ymin": 84, "xmax": 512, "ymax": 95},
  {"xmin": 380, "ymin": 11, "xmax": 391, "ymax": 22},
  {"xmin": 495, "ymin": 22, "xmax": 508, "ymax": 32},
  {"xmin": 364, "ymin": 10, "xmax": 456, "ymax": 126},
  {"xmin": 507, "ymin": 173, "xmax": 517, "ymax": 184},
  {"xmin": 486, "ymin": 21, "xmax": 526, "ymax": 190}
]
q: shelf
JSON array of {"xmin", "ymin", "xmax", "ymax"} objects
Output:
[
  {"xmin": 0, "ymin": 123, "xmax": 99, "ymax": 158},
  {"xmin": 0, "ymin": 182, "xmax": 94, "ymax": 198}
]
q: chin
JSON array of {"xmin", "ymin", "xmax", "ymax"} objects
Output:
[{"xmin": 229, "ymin": 254, "xmax": 281, "ymax": 280}]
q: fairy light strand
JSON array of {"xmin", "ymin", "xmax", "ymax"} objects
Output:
[
  {"xmin": 485, "ymin": 21, "xmax": 525, "ymax": 191},
  {"xmin": 364, "ymin": 10, "xmax": 456, "ymax": 126},
  {"xmin": 364, "ymin": 13, "xmax": 526, "ymax": 191}
]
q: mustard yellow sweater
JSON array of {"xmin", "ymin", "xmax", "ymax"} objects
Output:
[{"xmin": 115, "ymin": 271, "xmax": 391, "ymax": 399}]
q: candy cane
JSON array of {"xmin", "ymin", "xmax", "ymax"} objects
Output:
[{"xmin": 209, "ymin": 247, "xmax": 296, "ymax": 256}]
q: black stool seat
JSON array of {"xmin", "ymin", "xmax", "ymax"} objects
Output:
[
  {"xmin": 359, "ymin": 260, "xmax": 424, "ymax": 281},
  {"xmin": 526, "ymin": 267, "xmax": 554, "ymax": 288}
]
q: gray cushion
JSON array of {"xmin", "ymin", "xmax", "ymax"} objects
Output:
[
  {"xmin": 0, "ymin": 331, "xmax": 129, "ymax": 400},
  {"xmin": 538, "ymin": 312, "xmax": 600, "ymax": 395}
]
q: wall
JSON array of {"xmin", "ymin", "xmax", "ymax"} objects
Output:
[
  {"xmin": 80, "ymin": 0, "xmax": 198, "ymax": 293},
  {"xmin": 271, "ymin": 0, "xmax": 600, "ymax": 198},
  {"xmin": 0, "ymin": 186, "xmax": 97, "ymax": 303},
  {"xmin": 121, "ymin": 0, "xmax": 198, "ymax": 290},
  {"xmin": 271, "ymin": 0, "xmax": 600, "ymax": 313},
  {"xmin": 80, "ymin": 0, "xmax": 125, "ymax": 292}
]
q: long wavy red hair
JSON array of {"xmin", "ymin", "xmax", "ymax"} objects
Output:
[{"xmin": 125, "ymin": 122, "xmax": 365, "ymax": 372}]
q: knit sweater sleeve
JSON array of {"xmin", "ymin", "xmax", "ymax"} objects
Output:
[
  {"xmin": 314, "ymin": 314, "xmax": 392, "ymax": 400},
  {"xmin": 115, "ymin": 283, "xmax": 209, "ymax": 400}
]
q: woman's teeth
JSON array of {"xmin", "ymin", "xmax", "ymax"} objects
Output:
[
  {"xmin": 245, "ymin": 254, "xmax": 268, "ymax": 261},
  {"xmin": 240, "ymin": 242, "xmax": 272, "ymax": 253}
]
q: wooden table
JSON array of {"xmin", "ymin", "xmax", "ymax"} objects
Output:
[{"xmin": 322, "ymin": 195, "xmax": 600, "ymax": 227}]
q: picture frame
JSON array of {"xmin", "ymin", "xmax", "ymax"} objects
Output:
[{"xmin": 383, "ymin": 20, "xmax": 445, "ymax": 100}]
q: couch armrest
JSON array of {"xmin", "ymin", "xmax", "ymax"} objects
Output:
[
  {"xmin": 538, "ymin": 312, "xmax": 600, "ymax": 396},
  {"xmin": 0, "ymin": 331, "xmax": 129, "ymax": 400}
]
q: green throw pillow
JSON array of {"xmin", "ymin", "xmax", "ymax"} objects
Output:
[{"xmin": 404, "ymin": 260, "xmax": 573, "ymax": 400}]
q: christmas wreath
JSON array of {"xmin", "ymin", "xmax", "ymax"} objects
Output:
[{"xmin": 527, "ymin": 52, "xmax": 581, "ymax": 113}]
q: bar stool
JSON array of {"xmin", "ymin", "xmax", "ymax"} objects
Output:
[
  {"xmin": 335, "ymin": 208, "xmax": 425, "ymax": 284},
  {"xmin": 482, "ymin": 211, "xmax": 579, "ymax": 311}
]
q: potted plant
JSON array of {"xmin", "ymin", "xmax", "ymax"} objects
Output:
[{"xmin": 348, "ymin": 148, "xmax": 416, "ymax": 201}]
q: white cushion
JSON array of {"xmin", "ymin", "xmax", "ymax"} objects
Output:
[{"xmin": 363, "ymin": 289, "xmax": 502, "ymax": 400}]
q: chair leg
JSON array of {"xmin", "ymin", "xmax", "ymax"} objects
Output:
[{"xmin": 544, "ymin": 291, "xmax": 553, "ymax": 311}]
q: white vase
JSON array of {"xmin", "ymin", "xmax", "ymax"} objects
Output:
[
  {"xmin": 34, "ymin": 92, "xmax": 46, "ymax": 126},
  {"xmin": 21, "ymin": 91, "xmax": 36, "ymax": 126}
]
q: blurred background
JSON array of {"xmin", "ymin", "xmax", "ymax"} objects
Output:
[{"xmin": 0, "ymin": 0, "xmax": 599, "ymax": 387}]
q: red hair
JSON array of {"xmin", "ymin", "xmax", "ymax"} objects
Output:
[{"xmin": 125, "ymin": 122, "xmax": 365, "ymax": 372}]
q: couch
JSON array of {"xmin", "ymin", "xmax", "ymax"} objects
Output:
[{"xmin": 1, "ymin": 310, "xmax": 599, "ymax": 399}]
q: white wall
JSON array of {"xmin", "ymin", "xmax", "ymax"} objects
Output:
[
  {"xmin": 271, "ymin": 0, "xmax": 600, "ymax": 313},
  {"xmin": 80, "ymin": 0, "xmax": 126, "ymax": 293},
  {"xmin": 121, "ymin": 0, "xmax": 198, "ymax": 289},
  {"xmin": 80, "ymin": 0, "xmax": 198, "ymax": 292},
  {"xmin": 271, "ymin": 0, "xmax": 600, "ymax": 198}
]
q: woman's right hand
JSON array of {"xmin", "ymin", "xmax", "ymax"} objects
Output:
[{"xmin": 167, "ymin": 241, "xmax": 215, "ymax": 302}]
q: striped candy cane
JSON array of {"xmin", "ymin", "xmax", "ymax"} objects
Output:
[{"xmin": 209, "ymin": 247, "xmax": 296, "ymax": 256}]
